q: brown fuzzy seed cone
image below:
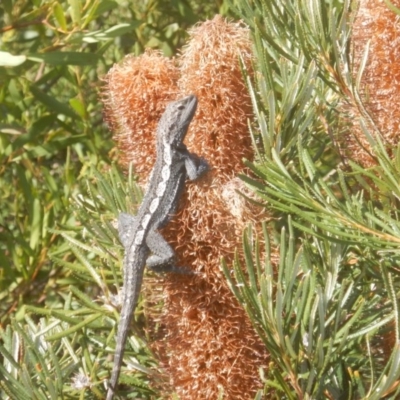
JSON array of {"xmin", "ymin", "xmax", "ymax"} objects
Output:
[
  {"xmin": 103, "ymin": 16, "xmax": 268, "ymax": 400},
  {"xmin": 179, "ymin": 15, "xmax": 255, "ymax": 179},
  {"xmin": 154, "ymin": 16, "xmax": 268, "ymax": 399},
  {"xmin": 103, "ymin": 50, "xmax": 180, "ymax": 182},
  {"xmin": 348, "ymin": 0, "xmax": 400, "ymax": 166},
  {"xmin": 351, "ymin": 0, "xmax": 400, "ymax": 367}
]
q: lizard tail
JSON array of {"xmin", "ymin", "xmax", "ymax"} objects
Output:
[{"xmin": 106, "ymin": 297, "xmax": 136, "ymax": 400}]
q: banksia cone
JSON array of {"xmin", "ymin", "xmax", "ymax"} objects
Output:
[
  {"xmin": 103, "ymin": 50, "xmax": 180, "ymax": 181},
  {"xmin": 347, "ymin": 0, "xmax": 400, "ymax": 166},
  {"xmin": 351, "ymin": 0, "xmax": 400, "ymax": 365},
  {"xmin": 157, "ymin": 16, "xmax": 267, "ymax": 399},
  {"xmin": 103, "ymin": 16, "xmax": 267, "ymax": 399}
]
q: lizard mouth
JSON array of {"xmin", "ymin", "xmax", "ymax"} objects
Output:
[
  {"xmin": 179, "ymin": 94, "xmax": 198, "ymax": 119},
  {"xmin": 159, "ymin": 94, "xmax": 199, "ymax": 146}
]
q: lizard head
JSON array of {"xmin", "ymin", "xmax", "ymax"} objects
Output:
[{"xmin": 160, "ymin": 95, "xmax": 198, "ymax": 146}]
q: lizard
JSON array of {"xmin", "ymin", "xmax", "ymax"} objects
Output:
[{"xmin": 106, "ymin": 94, "xmax": 208, "ymax": 400}]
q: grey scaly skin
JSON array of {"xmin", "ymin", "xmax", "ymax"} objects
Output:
[{"xmin": 106, "ymin": 95, "xmax": 207, "ymax": 400}]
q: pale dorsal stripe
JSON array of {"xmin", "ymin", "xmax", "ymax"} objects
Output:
[
  {"xmin": 134, "ymin": 229, "xmax": 145, "ymax": 245},
  {"xmin": 156, "ymin": 181, "xmax": 167, "ymax": 197},
  {"xmin": 163, "ymin": 141, "xmax": 172, "ymax": 164},
  {"xmin": 141, "ymin": 213, "xmax": 151, "ymax": 228},
  {"xmin": 161, "ymin": 165, "xmax": 170, "ymax": 181},
  {"xmin": 149, "ymin": 197, "xmax": 160, "ymax": 213}
]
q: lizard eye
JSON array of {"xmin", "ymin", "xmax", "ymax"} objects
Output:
[{"xmin": 177, "ymin": 104, "xmax": 185, "ymax": 110}]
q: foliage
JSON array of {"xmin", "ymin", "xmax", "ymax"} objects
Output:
[
  {"xmin": 0, "ymin": 0, "xmax": 222, "ymax": 398},
  {"xmin": 0, "ymin": 164, "xmax": 162, "ymax": 399},
  {"xmin": 2, "ymin": 0, "xmax": 400, "ymax": 398},
  {"xmin": 222, "ymin": 0, "xmax": 400, "ymax": 398},
  {"xmin": 0, "ymin": 0, "xmax": 222, "ymax": 324}
]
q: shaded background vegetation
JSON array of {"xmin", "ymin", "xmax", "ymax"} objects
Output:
[{"xmin": 0, "ymin": 0, "xmax": 224, "ymax": 324}]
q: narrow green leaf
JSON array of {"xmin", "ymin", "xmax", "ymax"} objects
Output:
[
  {"xmin": 29, "ymin": 197, "xmax": 42, "ymax": 251},
  {"xmin": 383, "ymin": 0, "xmax": 400, "ymax": 15},
  {"xmin": 53, "ymin": 2, "xmax": 67, "ymax": 30},
  {"xmin": 69, "ymin": 98, "xmax": 87, "ymax": 119},
  {"xmin": 69, "ymin": 286, "xmax": 106, "ymax": 312},
  {"xmin": 30, "ymin": 86, "xmax": 77, "ymax": 119},
  {"xmin": 27, "ymin": 52, "xmax": 99, "ymax": 66},
  {"xmin": 68, "ymin": 0, "xmax": 82, "ymax": 24},
  {"xmin": 46, "ymin": 313, "xmax": 102, "ymax": 341}
]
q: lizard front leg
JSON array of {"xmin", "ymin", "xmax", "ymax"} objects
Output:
[
  {"xmin": 177, "ymin": 144, "xmax": 209, "ymax": 181},
  {"xmin": 145, "ymin": 229, "xmax": 192, "ymax": 274}
]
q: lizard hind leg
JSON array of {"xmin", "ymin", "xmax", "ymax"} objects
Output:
[{"xmin": 145, "ymin": 230, "xmax": 194, "ymax": 274}]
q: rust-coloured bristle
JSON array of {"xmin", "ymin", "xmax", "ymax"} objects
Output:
[
  {"xmin": 103, "ymin": 50, "xmax": 180, "ymax": 181},
  {"xmin": 153, "ymin": 16, "xmax": 268, "ymax": 399},
  {"xmin": 351, "ymin": 0, "xmax": 400, "ymax": 371},
  {"xmin": 347, "ymin": 0, "xmax": 400, "ymax": 166},
  {"xmin": 103, "ymin": 16, "xmax": 269, "ymax": 399}
]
